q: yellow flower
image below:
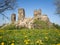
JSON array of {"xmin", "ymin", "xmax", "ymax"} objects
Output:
[
  {"xmin": 25, "ymin": 36, "xmax": 27, "ymax": 38},
  {"xmin": 24, "ymin": 39, "xmax": 30, "ymax": 44},
  {"xmin": 39, "ymin": 40, "xmax": 43, "ymax": 44},
  {"xmin": 59, "ymin": 34, "xmax": 60, "ymax": 36},
  {"xmin": 45, "ymin": 37, "xmax": 48, "ymax": 40},
  {"xmin": 24, "ymin": 40, "xmax": 27, "ymax": 42},
  {"xmin": 25, "ymin": 41, "xmax": 29, "ymax": 44},
  {"xmin": 36, "ymin": 40, "xmax": 39, "ymax": 43},
  {"xmin": 28, "ymin": 39, "xmax": 30, "ymax": 41},
  {"xmin": 57, "ymin": 43, "xmax": 60, "ymax": 45},
  {"xmin": 24, "ymin": 40, "xmax": 29, "ymax": 44},
  {"xmin": 36, "ymin": 40, "xmax": 43, "ymax": 44},
  {"xmin": 1, "ymin": 42, "xmax": 4, "ymax": 45},
  {"xmin": 11, "ymin": 43, "xmax": 14, "ymax": 45}
]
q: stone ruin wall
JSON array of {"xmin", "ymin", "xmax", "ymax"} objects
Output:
[
  {"xmin": 18, "ymin": 8, "xmax": 25, "ymax": 21},
  {"xmin": 34, "ymin": 9, "xmax": 49, "ymax": 23},
  {"xmin": 11, "ymin": 13, "xmax": 16, "ymax": 24},
  {"xmin": 34, "ymin": 9, "xmax": 41, "ymax": 17},
  {"xmin": 11, "ymin": 8, "xmax": 51, "ymax": 29}
]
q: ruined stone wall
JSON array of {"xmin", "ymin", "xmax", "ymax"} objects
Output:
[
  {"xmin": 18, "ymin": 8, "xmax": 25, "ymax": 21},
  {"xmin": 40, "ymin": 15, "xmax": 49, "ymax": 22},
  {"xmin": 11, "ymin": 8, "xmax": 51, "ymax": 29},
  {"xmin": 11, "ymin": 13, "xmax": 16, "ymax": 23},
  {"xmin": 34, "ymin": 9, "xmax": 41, "ymax": 17},
  {"xmin": 16, "ymin": 18, "xmax": 34, "ymax": 29}
]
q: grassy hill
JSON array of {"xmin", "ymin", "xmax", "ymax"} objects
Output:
[
  {"xmin": 0, "ymin": 20, "xmax": 60, "ymax": 45},
  {"xmin": 0, "ymin": 19, "xmax": 56, "ymax": 30},
  {"xmin": 0, "ymin": 29, "xmax": 60, "ymax": 45}
]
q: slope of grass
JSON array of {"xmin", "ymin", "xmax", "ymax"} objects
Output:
[
  {"xmin": 0, "ymin": 29, "xmax": 60, "ymax": 45},
  {"xmin": 0, "ymin": 20, "xmax": 60, "ymax": 45},
  {"xmin": 0, "ymin": 24, "xmax": 17, "ymax": 30},
  {"xmin": 34, "ymin": 19, "xmax": 55, "ymax": 29},
  {"xmin": 0, "ymin": 19, "xmax": 57, "ymax": 30}
]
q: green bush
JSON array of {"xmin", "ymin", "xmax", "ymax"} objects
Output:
[
  {"xmin": 53, "ymin": 23, "xmax": 60, "ymax": 30},
  {"xmin": 34, "ymin": 19, "xmax": 49, "ymax": 29}
]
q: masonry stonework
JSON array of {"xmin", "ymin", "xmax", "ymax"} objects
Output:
[
  {"xmin": 18, "ymin": 8, "xmax": 25, "ymax": 21},
  {"xmin": 11, "ymin": 8, "xmax": 51, "ymax": 29},
  {"xmin": 11, "ymin": 13, "xmax": 16, "ymax": 23},
  {"xmin": 34, "ymin": 9, "xmax": 41, "ymax": 17}
]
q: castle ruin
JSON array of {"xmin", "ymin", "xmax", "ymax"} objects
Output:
[{"xmin": 11, "ymin": 8, "xmax": 51, "ymax": 29}]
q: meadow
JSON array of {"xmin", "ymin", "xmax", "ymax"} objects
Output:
[
  {"xmin": 0, "ymin": 20, "xmax": 60, "ymax": 45},
  {"xmin": 0, "ymin": 29, "xmax": 60, "ymax": 45}
]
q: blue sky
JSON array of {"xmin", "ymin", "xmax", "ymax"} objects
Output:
[{"xmin": 0, "ymin": 0, "xmax": 60, "ymax": 25}]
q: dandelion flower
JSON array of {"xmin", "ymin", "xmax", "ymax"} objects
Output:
[
  {"xmin": 11, "ymin": 43, "xmax": 14, "ymax": 45},
  {"xmin": 25, "ymin": 41, "xmax": 29, "ymax": 44},
  {"xmin": 36, "ymin": 40, "xmax": 39, "ymax": 43},
  {"xmin": 1, "ymin": 42, "xmax": 4, "ymax": 45},
  {"xmin": 57, "ymin": 43, "xmax": 60, "ymax": 45},
  {"xmin": 45, "ymin": 37, "xmax": 48, "ymax": 40},
  {"xmin": 25, "ymin": 36, "xmax": 28, "ymax": 38},
  {"xmin": 24, "ymin": 40, "xmax": 27, "ymax": 42},
  {"xmin": 36, "ymin": 40, "xmax": 43, "ymax": 44},
  {"xmin": 39, "ymin": 40, "xmax": 43, "ymax": 44},
  {"xmin": 24, "ymin": 39, "xmax": 30, "ymax": 44}
]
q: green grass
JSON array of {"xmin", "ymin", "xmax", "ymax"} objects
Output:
[
  {"xmin": 0, "ymin": 20, "xmax": 60, "ymax": 45},
  {"xmin": 34, "ymin": 19, "xmax": 51, "ymax": 29},
  {"xmin": 0, "ymin": 29, "xmax": 60, "ymax": 45}
]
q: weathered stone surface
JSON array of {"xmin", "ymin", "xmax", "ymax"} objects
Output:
[
  {"xmin": 40, "ymin": 15, "xmax": 49, "ymax": 22},
  {"xmin": 11, "ymin": 8, "xmax": 52, "ymax": 29},
  {"xmin": 16, "ymin": 18, "xmax": 34, "ymax": 29},
  {"xmin": 18, "ymin": 8, "xmax": 25, "ymax": 21},
  {"xmin": 34, "ymin": 9, "xmax": 41, "ymax": 17},
  {"xmin": 11, "ymin": 13, "xmax": 16, "ymax": 23}
]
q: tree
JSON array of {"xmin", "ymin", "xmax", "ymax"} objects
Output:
[
  {"xmin": 54, "ymin": 0, "xmax": 60, "ymax": 14},
  {"xmin": 0, "ymin": 0, "xmax": 16, "ymax": 20},
  {"xmin": 53, "ymin": 23, "xmax": 60, "ymax": 30}
]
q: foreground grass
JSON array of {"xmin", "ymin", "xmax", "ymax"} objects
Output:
[{"xmin": 0, "ymin": 29, "xmax": 60, "ymax": 45}]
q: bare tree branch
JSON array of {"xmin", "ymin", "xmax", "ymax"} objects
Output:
[
  {"xmin": 54, "ymin": 0, "xmax": 60, "ymax": 14},
  {"xmin": 1, "ymin": 13, "xmax": 9, "ymax": 20},
  {"xmin": 0, "ymin": 0, "xmax": 16, "ymax": 19}
]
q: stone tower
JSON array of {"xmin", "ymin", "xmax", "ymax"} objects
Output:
[
  {"xmin": 18, "ymin": 8, "xmax": 25, "ymax": 21},
  {"xmin": 11, "ymin": 13, "xmax": 16, "ymax": 23},
  {"xmin": 34, "ymin": 9, "xmax": 41, "ymax": 17}
]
